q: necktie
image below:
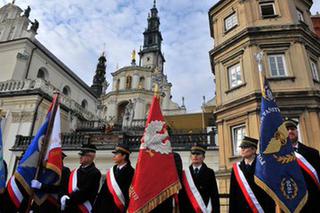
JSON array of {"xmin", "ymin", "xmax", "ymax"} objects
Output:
[
  {"xmin": 115, "ymin": 167, "xmax": 120, "ymax": 177},
  {"xmin": 194, "ymin": 168, "xmax": 199, "ymax": 175}
]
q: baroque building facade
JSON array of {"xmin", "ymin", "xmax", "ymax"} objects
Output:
[
  {"xmin": 0, "ymin": 2, "xmax": 200, "ymax": 180},
  {"xmin": 208, "ymin": 0, "xmax": 320, "ymax": 202},
  {"xmin": 102, "ymin": 3, "xmax": 186, "ymax": 128}
]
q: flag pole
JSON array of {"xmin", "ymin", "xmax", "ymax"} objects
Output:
[
  {"xmin": 255, "ymin": 51, "xmax": 265, "ymax": 97},
  {"xmin": 255, "ymin": 51, "xmax": 282, "ymax": 212},
  {"xmin": 25, "ymin": 91, "xmax": 60, "ymax": 212}
]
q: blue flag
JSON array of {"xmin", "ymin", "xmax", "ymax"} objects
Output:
[
  {"xmin": 0, "ymin": 120, "xmax": 5, "ymax": 192},
  {"xmin": 255, "ymin": 80, "xmax": 307, "ymax": 212},
  {"xmin": 10, "ymin": 95, "xmax": 61, "ymax": 205}
]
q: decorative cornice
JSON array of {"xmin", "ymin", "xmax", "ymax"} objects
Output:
[{"xmin": 11, "ymin": 111, "xmax": 34, "ymax": 123}]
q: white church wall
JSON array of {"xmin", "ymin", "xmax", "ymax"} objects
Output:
[
  {"xmin": 0, "ymin": 42, "xmax": 23, "ymax": 81},
  {"xmin": 26, "ymin": 48, "xmax": 97, "ymax": 113}
]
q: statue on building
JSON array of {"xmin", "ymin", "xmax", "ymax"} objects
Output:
[
  {"xmin": 30, "ymin": 19, "xmax": 39, "ymax": 33},
  {"xmin": 23, "ymin": 6, "xmax": 31, "ymax": 18},
  {"xmin": 122, "ymin": 99, "xmax": 135, "ymax": 128}
]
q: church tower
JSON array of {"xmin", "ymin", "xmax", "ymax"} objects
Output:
[
  {"xmin": 0, "ymin": 3, "xmax": 36, "ymax": 42},
  {"xmin": 91, "ymin": 52, "xmax": 108, "ymax": 97},
  {"xmin": 139, "ymin": 0, "xmax": 165, "ymax": 73}
]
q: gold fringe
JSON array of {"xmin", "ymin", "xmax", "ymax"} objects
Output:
[
  {"xmin": 133, "ymin": 181, "xmax": 181, "ymax": 213},
  {"xmin": 254, "ymin": 176, "xmax": 308, "ymax": 213}
]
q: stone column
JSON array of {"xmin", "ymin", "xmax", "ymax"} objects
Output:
[
  {"xmin": 146, "ymin": 76, "xmax": 152, "ymax": 90},
  {"xmin": 132, "ymin": 74, "xmax": 140, "ymax": 89},
  {"xmin": 133, "ymin": 98, "xmax": 145, "ymax": 120},
  {"xmin": 112, "ymin": 78, "xmax": 117, "ymax": 91},
  {"xmin": 106, "ymin": 98, "xmax": 117, "ymax": 123},
  {"xmin": 119, "ymin": 76, "xmax": 126, "ymax": 90}
]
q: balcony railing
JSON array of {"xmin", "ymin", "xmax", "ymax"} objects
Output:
[
  {"xmin": 0, "ymin": 79, "xmax": 97, "ymax": 120},
  {"xmin": 12, "ymin": 131, "xmax": 217, "ymax": 151}
]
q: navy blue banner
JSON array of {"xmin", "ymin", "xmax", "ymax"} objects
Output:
[{"xmin": 255, "ymin": 80, "xmax": 307, "ymax": 212}]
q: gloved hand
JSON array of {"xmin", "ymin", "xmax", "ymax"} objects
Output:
[
  {"xmin": 31, "ymin": 179, "xmax": 42, "ymax": 189},
  {"xmin": 60, "ymin": 195, "xmax": 70, "ymax": 211}
]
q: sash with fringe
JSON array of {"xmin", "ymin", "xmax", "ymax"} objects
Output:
[
  {"xmin": 233, "ymin": 163, "xmax": 263, "ymax": 213},
  {"xmin": 68, "ymin": 169, "xmax": 92, "ymax": 213},
  {"xmin": 182, "ymin": 169, "xmax": 212, "ymax": 213},
  {"xmin": 106, "ymin": 166, "xmax": 125, "ymax": 211}
]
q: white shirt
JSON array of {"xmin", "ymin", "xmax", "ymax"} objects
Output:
[
  {"xmin": 192, "ymin": 164, "xmax": 202, "ymax": 171},
  {"xmin": 117, "ymin": 163, "xmax": 127, "ymax": 170}
]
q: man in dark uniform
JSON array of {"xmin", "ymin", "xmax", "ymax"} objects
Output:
[
  {"xmin": 31, "ymin": 152, "xmax": 71, "ymax": 212},
  {"xmin": 285, "ymin": 119, "xmax": 320, "ymax": 212},
  {"xmin": 0, "ymin": 160, "xmax": 7, "ymax": 213},
  {"xmin": 93, "ymin": 144, "xmax": 134, "ymax": 213},
  {"xmin": 229, "ymin": 136, "xmax": 275, "ymax": 213},
  {"xmin": 181, "ymin": 144, "xmax": 220, "ymax": 213},
  {"xmin": 61, "ymin": 144, "xmax": 101, "ymax": 212}
]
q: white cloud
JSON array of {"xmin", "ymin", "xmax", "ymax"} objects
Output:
[{"xmin": 3, "ymin": 0, "xmax": 318, "ymax": 112}]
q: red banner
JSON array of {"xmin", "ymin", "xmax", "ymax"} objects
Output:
[{"xmin": 128, "ymin": 96, "xmax": 181, "ymax": 213}]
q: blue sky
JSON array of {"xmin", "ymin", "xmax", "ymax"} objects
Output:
[{"xmin": 1, "ymin": 0, "xmax": 320, "ymax": 112}]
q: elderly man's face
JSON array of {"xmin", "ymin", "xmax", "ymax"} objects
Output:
[{"xmin": 80, "ymin": 153, "xmax": 95, "ymax": 166}]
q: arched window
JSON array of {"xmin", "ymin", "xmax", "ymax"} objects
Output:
[
  {"xmin": 62, "ymin": 86, "xmax": 71, "ymax": 96},
  {"xmin": 126, "ymin": 76, "xmax": 132, "ymax": 89},
  {"xmin": 81, "ymin": 99, "xmax": 88, "ymax": 109},
  {"xmin": 138, "ymin": 77, "xmax": 145, "ymax": 89},
  {"xmin": 37, "ymin": 68, "xmax": 48, "ymax": 80}
]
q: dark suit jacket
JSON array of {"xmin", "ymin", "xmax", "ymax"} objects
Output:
[
  {"xmin": 65, "ymin": 163, "xmax": 101, "ymax": 213},
  {"xmin": 180, "ymin": 163, "xmax": 220, "ymax": 213},
  {"xmin": 229, "ymin": 158, "xmax": 275, "ymax": 213},
  {"xmin": 296, "ymin": 142, "xmax": 320, "ymax": 212},
  {"xmin": 93, "ymin": 163, "xmax": 134, "ymax": 213}
]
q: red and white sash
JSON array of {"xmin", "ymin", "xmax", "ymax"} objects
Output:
[
  {"xmin": 295, "ymin": 152, "xmax": 320, "ymax": 190},
  {"xmin": 182, "ymin": 169, "xmax": 212, "ymax": 213},
  {"xmin": 106, "ymin": 166, "xmax": 125, "ymax": 212},
  {"xmin": 68, "ymin": 168, "xmax": 92, "ymax": 213},
  {"xmin": 233, "ymin": 163, "xmax": 263, "ymax": 213},
  {"xmin": 7, "ymin": 177, "xmax": 24, "ymax": 208}
]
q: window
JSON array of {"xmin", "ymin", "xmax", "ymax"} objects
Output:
[
  {"xmin": 62, "ymin": 86, "xmax": 71, "ymax": 96},
  {"xmin": 126, "ymin": 76, "xmax": 132, "ymax": 89},
  {"xmin": 296, "ymin": 9, "xmax": 304, "ymax": 22},
  {"xmin": 224, "ymin": 13, "xmax": 238, "ymax": 31},
  {"xmin": 310, "ymin": 60, "xmax": 319, "ymax": 81},
  {"xmin": 260, "ymin": 2, "xmax": 276, "ymax": 18},
  {"xmin": 231, "ymin": 124, "xmax": 246, "ymax": 156},
  {"xmin": 81, "ymin": 99, "xmax": 88, "ymax": 109},
  {"xmin": 228, "ymin": 63, "xmax": 242, "ymax": 88},
  {"xmin": 268, "ymin": 54, "xmax": 287, "ymax": 77},
  {"xmin": 37, "ymin": 68, "xmax": 48, "ymax": 80},
  {"xmin": 138, "ymin": 77, "xmax": 145, "ymax": 89}
]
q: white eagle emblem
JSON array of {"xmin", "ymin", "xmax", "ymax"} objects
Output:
[{"xmin": 141, "ymin": 120, "xmax": 171, "ymax": 154}]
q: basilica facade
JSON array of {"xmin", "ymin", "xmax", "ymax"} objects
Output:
[{"xmin": 0, "ymin": 2, "xmax": 196, "ymax": 177}]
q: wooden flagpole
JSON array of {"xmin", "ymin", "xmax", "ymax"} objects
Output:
[{"xmin": 25, "ymin": 91, "xmax": 60, "ymax": 212}]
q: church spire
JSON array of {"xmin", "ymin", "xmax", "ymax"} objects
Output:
[
  {"xmin": 138, "ymin": 1, "xmax": 165, "ymax": 71},
  {"xmin": 91, "ymin": 52, "xmax": 107, "ymax": 97}
]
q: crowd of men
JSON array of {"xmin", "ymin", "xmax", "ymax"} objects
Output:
[{"xmin": 0, "ymin": 119, "xmax": 319, "ymax": 213}]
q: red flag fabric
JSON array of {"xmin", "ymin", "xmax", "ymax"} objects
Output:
[{"xmin": 128, "ymin": 96, "xmax": 181, "ymax": 213}]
